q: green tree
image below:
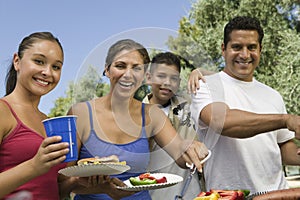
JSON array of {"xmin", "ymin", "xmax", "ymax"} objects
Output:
[
  {"xmin": 167, "ymin": 0, "xmax": 300, "ymax": 115},
  {"xmin": 48, "ymin": 86, "xmax": 74, "ymax": 117}
]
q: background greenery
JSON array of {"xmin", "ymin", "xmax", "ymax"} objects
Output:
[
  {"xmin": 48, "ymin": 0, "xmax": 300, "ymax": 177},
  {"xmin": 167, "ymin": 0, "xmax": 300, "ymax": 115},
  {"xmin": 49, "ymin": 0, "xmax": 300, "ymax": 118}
]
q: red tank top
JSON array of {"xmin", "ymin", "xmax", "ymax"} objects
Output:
[{"xmin": 0, "ymin": 99, "xmax": 66, "ymax": 200}]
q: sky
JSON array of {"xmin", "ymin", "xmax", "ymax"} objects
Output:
[{"xmin": 0, "ymin": 0, "xmax": 195, "ymax": 114}]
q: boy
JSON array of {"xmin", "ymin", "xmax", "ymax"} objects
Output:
[{"xmin": 143, "ymin": 52, "xmax": 203, "ymax": 199}]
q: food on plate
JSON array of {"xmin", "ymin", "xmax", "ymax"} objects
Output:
[
  {"xmin": 77, "ymin": 155, "xmax": 126, "ymax": 165},
  {"xmin": 129, "ymin": 177, "xmax": 157, "ymax": 186},
  {"xmin": 194, "ymin": 189, "xmax": 250, "ymax": 200},
  {"xmin": 194, "ymin": 192, "xmax": 220, "ymax": 200},
  {"xmin": 129, "ymin": 173, "xmax": 167, "ymax": 186},
  {"xmin": 252, "ymin": 188, "xmax": 300, "ymax": 200}
]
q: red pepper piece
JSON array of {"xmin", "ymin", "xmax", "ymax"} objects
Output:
[
  {"xmin": 197, "ymin": 191, "xmax": 212, "ymax": 197},
  {"xmin": 156, "ymin": 176, "xmax": 167, "ymax": 183}
]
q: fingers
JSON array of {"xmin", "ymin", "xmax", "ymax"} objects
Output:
[
  {"xmin": 182, "ymin": 152, "xmax": 203, "ymax": 172},
  {"xmin": 193, "ymin": 69, "xmax": 204, "ymax": 94},
  {"xmin": 196, "ymin": 141, "xmax": 209, "ymax": 158},
  {"xmin": 39, "ymin": 137, "xmax": 69, "ymax": 163},
  {"xmin": 182, "ymin": 140, "xmax": 209, "ymax": 171},
  {"xmin": 44, "ymin": 143, "xmax": 69, "ymax": 156},
  {"xmin": 77, "ymin": 177, "xmax": 89, "ymax": 187},
  {"xmin": 188, "ymin": 79, "xmax": 198, "ymax": 95},
  {"xmin": 187, "ymin": 68, "xmax": 204, "ymax": 94},
  {"xmin": 41, "ymin": 136, "xmax": 62, "ymax": 147},
  {"xmin": 86, "ymin": 175, "xmax": 112, "ymax": 186},
  {"xmin": 88, "ymin": 176, "xmax": 98, "ymax": 186},
  {"xmin": 196, "ymin": 68, "xmax": 206, "ymax": 83},
  {"xmin": 111, "ymin": 177, "xmax": 127, "ymax": 187},
  {"xmin": 187, "ymin": 73, "xmax": 198, "ymax": 94},
  {"xmin": 30, "ymin": 137, "xmax": 70, "ymax": 175},
  {"xmin": 286, "ymin": 115, "xmax": 300, "ymax": 139},
  {"xmin": 190, "ymin": 77, "xmax": 197, "ymax": 95},
  {"xmin": 193, "ymin": 76, "xmax": 200, "ymax": 94}
]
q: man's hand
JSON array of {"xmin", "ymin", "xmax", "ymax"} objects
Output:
[{"xmin": 286, "ymin": 114, "xmax": 300, "ymax": 139}]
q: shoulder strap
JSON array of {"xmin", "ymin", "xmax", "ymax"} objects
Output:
[
  {"xmin": 142, "ymin": 103, "xmax": 145, "ymax": 127},
  {"xmin": 141, "ymin": 103, "xmax": 148, "ymax": 138},
  {"xmin": 0, "ymin": 99, "xmax": 21, "ymax": 123},
  {"xmin": 85, "ymin": 101, "xmax": 94, "ymax": 130}
]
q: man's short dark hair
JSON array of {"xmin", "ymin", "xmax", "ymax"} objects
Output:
[{"xmin": 224, "ymin": 16, "xmax": 264, "ymax": 48}]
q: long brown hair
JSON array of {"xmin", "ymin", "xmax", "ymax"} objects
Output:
[{"xmin": 5, "ymin": 32, "xmax": 63, "ymax": 96}]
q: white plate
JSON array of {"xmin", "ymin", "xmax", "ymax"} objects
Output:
[
  {"xmin": 116, "ymin": 173, "xmax": 183, "ymax": 191},
  {"xmin": 58, "ymin": 163, "xmax": 130, "ymax": 177}
]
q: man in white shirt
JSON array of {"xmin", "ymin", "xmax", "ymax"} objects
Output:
[{"xmin": 190, "ymin": 16, "xmax": 300, "ymax": 194}]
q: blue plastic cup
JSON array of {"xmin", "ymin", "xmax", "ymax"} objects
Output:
[{"xmin": 42, "ymin": 115, "xmax": 78, "ymax": 162}]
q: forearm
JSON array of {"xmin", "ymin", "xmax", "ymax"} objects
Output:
[
  {"xmin": 154, "ymin": 133, "xmax": 188, "ymax": 169},
  {"xmin": 201, "ymin": 102, "xmax": 288, "ymax": 138},
  {"xmin": 221, "ymin": 109, "xmax": 288, "ymax": 138},
  {"xmin": 0, "ymin": 160, "xmax": 39, "ymax": 198}
]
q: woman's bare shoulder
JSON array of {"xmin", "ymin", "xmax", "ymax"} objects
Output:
[
  {"xmin": 0, "ymin": 99, "xmax": 16, "ymax": 141},
  {"xmin": 0, "ymin": 99, "xmax": 15, "ymax": 120},
  {"xmin": 68, "ymin": 101, "xmax": 89, "ymax": 115}
]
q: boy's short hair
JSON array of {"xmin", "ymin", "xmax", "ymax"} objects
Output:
[{"xmin": 150, "ymin": 52, "xmax": 181, "ymax": 73}]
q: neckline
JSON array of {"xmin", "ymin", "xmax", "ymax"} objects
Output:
[{"xmin": 220, "ymin": 71, "xmax": 255, "ymax": 86}]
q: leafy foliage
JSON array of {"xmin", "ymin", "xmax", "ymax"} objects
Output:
[
  {"xmin": 48, "ymin": 88, "xmax": 73, "ymax": 117},
  {"xmin": 49, "ymin": 0, "xmax": 300, "ymax": 116},
  {"xmin": 167, "ymin": 0, "xmax": 300, "ymax": 115}
]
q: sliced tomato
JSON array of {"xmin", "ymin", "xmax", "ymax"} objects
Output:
[{"xmin": 139, "ymin": 173, "xmax": 156, "ymax": 180}]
